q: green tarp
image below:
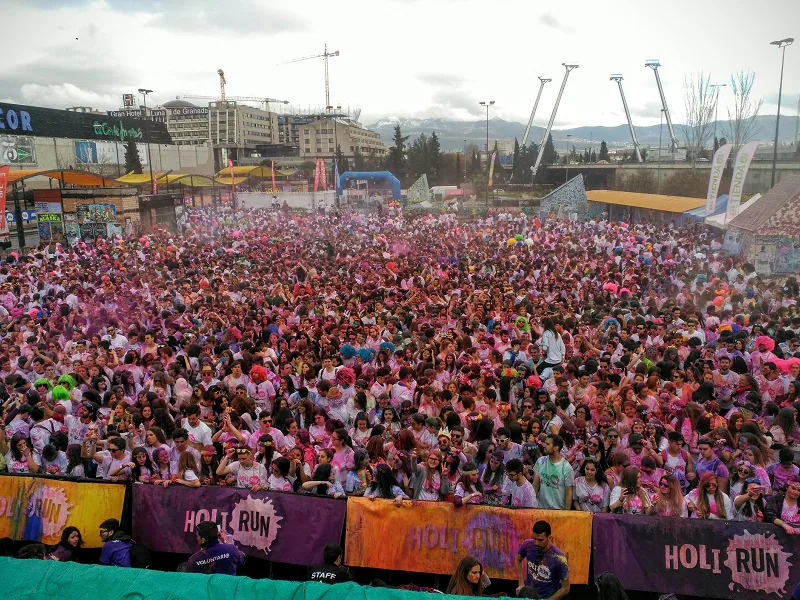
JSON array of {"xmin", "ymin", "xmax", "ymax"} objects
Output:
[{"xmin": 0, "ymin": 558, "xmax": 465, "ymax": 600}]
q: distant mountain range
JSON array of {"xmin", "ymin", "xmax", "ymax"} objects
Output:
[{"xmin": 366, "ymin": 114, "xmax": 800, "ymax": 151}]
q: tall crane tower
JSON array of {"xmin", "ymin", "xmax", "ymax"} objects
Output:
[
  {"xmin": 610, "ymin": 75, "xmax": 642, "ymax": 162},
  {"xmin": 218, "ymin": 69, "xmax": 226, "ymax": 101},
  {"xmin": 278, "ymin": 44, "xmax": 340, "ymax": 111}
]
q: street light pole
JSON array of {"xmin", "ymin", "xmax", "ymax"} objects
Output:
[
  {"xmin": 770, "ymin": 38, "xmax": 794, "ymax": 187},
  {"xmin": 138, "ymin": 88, "xmax": 154, "ymax": 191},
  {"xmin": 479, "ymin": 100, "xmax": 495, "ymax": 206},
  {"xmin": 565, "ymin": 134, "xmax": 573, "ymax": 182},
  {"xmin": 710, "ymin": 83, "xmax": 726, "ymax": 153}
]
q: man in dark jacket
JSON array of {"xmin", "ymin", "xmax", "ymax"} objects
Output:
[
  {"xmin": 307, "ymin": 544, "xmax": 351, "ymax": 584},
  {"xmin": 188, "ymin": 521, "xmax": 245, "ymax": 576},
  {"xmin": 99, "ymin": 519, "xmax": 133, "ymax": 567}
]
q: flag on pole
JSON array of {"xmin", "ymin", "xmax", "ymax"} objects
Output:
[
  {"xmin": 271, "ymin": 160, "xmax": 277, "ymax": 191},
  {"xmin": 488, "ymin": 151, "xmax": 497, "ymax": 188},
  {"xmin": 321, "ymin": 159, "xmax": 328, "ymax": 191},
  {"xmin": 704, "ymin": 144, "xmax": 733, "ymax": 216},
  {"xmin": 314, "ymin": 158, "xmax": 321, "ymax": 192},
  {"xmin": 0, "ymin": 166, "xmax": 8, "ymax": 235},
  {"xmin": 227, "ymin": 157, "xmax": 236, "ymax": 210},
  {"xmin": 151, "ymin": 170, "xmax": 158, "ymax": 195},
  {"xmin": 724, "ymin": 141, "xmax": 759, "ymax": 222}
]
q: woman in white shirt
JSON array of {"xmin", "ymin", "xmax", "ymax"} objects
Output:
[{"xmin": 685, "ymin": 472, "xmax": 733, "ymax": 519}]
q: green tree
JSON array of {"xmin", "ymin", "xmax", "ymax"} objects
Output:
[
  {"xmin": 335, "ymin": 144, "xmax": 349, "ymax": 173},
  {"xmin": 511, "ymin": 138, "xmax": 522, "ymax": 181},
  {"xmin": 542, "ymin": 134, "xmax": 558, "ymax": 166},
  {"xmin": 590, "ymin": 149, "xmax": 597, "ymax": 162},
  {"xmin": 428, "ymin": 131, "xmax": 442, "ymax": 185},
  {"xmin": 124, "ymin": 139, "xmax": 143, "ymax": 174},
  {"xmin": 599, "ymin": 141, "xmax": 609, "ymax": 161},
  {"xmin": 353, "ymin": 145, "xmax": 365, "ymax": 171},
  {"xmin": 584, "ymin": 148, "xmax": 590, "ymax": 163},
  {"xmin": 407, "ymin": 133, "xmax": 429, "ymax": 181},
  {"xmin": 385, "ymin": 124, "xmax": 408, "ymax": 181}
]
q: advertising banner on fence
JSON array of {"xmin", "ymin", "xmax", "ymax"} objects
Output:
[
  {"xmin": 345, "ymin": 497, "xmax": 591, "ymax": 583},
  {"xmin": 132, "ymin": 485, "xmax": 346, "ymax": 566},
  {"xmin": 725, "ymin": 140, "xmax": 759, "ymax": 221},
  {"xmin": 0, "ymin": 475, "xmax": 125, "ymax": 547},
  {"xmin": 593, "ymin": 514, "xmax": 800, "ymax": 600}
]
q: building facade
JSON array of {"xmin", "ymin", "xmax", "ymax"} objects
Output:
[{"xmin": 297, "ymin": 117, "xmax": 386, "ymax": 159}]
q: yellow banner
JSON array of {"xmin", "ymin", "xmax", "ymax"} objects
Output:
[
  {"xmin": 345, "ymin": 497, "xmax": 591, "ymax": 583},
  {"xmin": 0, "ymin": 476, "xmax": 125, "ymax": 547}
]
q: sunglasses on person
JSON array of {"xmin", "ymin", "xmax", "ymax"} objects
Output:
[
  {"xmin": 659, "ymin": 480, "xmax": 670, "ymax": 488},
  {"xmin": 745, "ymin": 477, "xmax": 761, "ymax": 485},
  {"xmin": 587, "ymin": 441, "xmax": 600, "ymax": 448},
  {"xmin": 260, "ymin": 418, "xmax": 272, "ymax": 424},
  {"xmin": 607, "ymin": 434, "xmax": 619, "ymax": 439},
  {"xmin": 451, "ymin": 433, "xmax": 463, "ymax": 439},
  {"xmin": 235, "ymin": 448, "xmax": 252, "ymax": 455},
  {"xmin": 738, "ymin": 467, "xmax": 751, "ymax": 474},
  {"xmin": 522, "ymin": 404, "xmax": 533, "ymax": 409}
]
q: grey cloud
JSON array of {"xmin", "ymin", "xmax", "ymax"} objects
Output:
[
  {"xmin": 416, "ymin": 73, "xmax": 467, "ymax": 86},
  {"xmin": 630, "ymin": 100, "xmax": 665, "ymax": 119},
  {"xmin": 538, "ymin": 13, "xmax": 568, "ymax": 32},
  {"xmin": 430, "ymin": 89, "xmax": 483, "ymax": 117}
]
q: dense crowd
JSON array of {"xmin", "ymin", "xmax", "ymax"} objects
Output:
[{"xmin": 2, "ymin": 205, "xmax": 800, "ymax": 533}]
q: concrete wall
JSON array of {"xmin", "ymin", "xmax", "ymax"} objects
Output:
[{"xmin": 5, "ymin": 136, "xmax": 215, "ymax": 184}]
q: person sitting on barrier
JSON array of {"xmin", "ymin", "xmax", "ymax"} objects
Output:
[
  {"xmin": 763, "ymin": 475, "xmax": 800, "ymax": 534},
  {"xmin": 216, "ymin": 446, "xmax": 268, "ymax": 492},
  {"xmin": 653, "ymin": 474, "xmax": 688, "ymax": 517},
  {"xmin": 266, "ymin": 456, "xmax": 293, "ymax": 492},
  {"xmin": 410, "ymin": 449, "xmax": 450, "ymax": 501},
  {"xmin": 302, "ymin": 462, "xmax": 346, "ymax": 498},
  {"xmin": 187, "ymin": 520, "xmax": 245, "ymax": 576},
  {"xmin": 84, "ymin": 434, "xmax": 131, "ymax": 481},
  {"xmin": 98, "ymin": 518, "xmax": 133, "ymax": 568},
  {"xmin": 307, "ymin": 543, "xmax": 351, "ymax": 584},
  {"xmin": 453, "ymin": 461, "xmax": 483, "ymax": 506},
  {"xmin": 445, "ymin": 556, "xmax": 488, "ymax": 596},
  {"xmin": 684, "ymin": 472, "xmax": 732, "ymax": 520},
  {"xmin": 1, "ymin": 433, "xmax": 40, "ymax": 474},
  {"xmin": 610, "ymin": 466, "xmax": 655, "ymax": 515},
  {"xmin": 506, "ymin": 458, "xmax": 538, "ymax": 508},
  {"xmin": 48, "ymin": 526, "xmax": 83, "ymax": 562},
  {"xmin": 364, "ymin": 462, "xmax": 408, "ymax": 506}
]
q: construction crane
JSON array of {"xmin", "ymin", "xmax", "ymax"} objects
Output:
[
  {"xmin": 610, "ymin": 75, "xmax": 642, "ymax": 162},
  {"xmin": 645, "ymin": 60, "xmax": 679, "ymax": 153},
  {"xmin": 278, "ymin": 44, "xmax": 339, "ymax": 111},
  {"xmin": 218, "ymin": 69, "xmax": 226, "ymax": 101},
  {"xmin": 182, "ymin": 95, "xmax": 290, "ymax": 113}
]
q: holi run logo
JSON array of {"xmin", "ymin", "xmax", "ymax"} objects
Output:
[
  {"xmin": 723, "ymin": 531, "xmax": 792, "ymax": 596},
  {"xmin": 91, "ymin": 120, "xmax": 143, "ymax": 141},
  {"xmin": 23, "ymin": 484, "xmax": 73, "ymax": 540},
  {"xmin": 229, "ymin": 495, "xmax": 283, "ymax": 554},
  {"xmin": 665, "ymin": 530, "xmax": 792, "ymax": 596}
]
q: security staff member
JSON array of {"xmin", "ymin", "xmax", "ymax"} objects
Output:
[
  {"xmin": 307, "ymin": 544, "xmax": 351, "ymax": 584},
  {"xmin": 187, "ymin": 521, "xmax": 245, "ymax": 576}
]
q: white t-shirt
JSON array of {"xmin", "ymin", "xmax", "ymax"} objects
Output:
[
  {"xmin": 94, "ymin": 449, "xmax": 132, "ymax": 480},
  {"xmin": 229, "ymin": 461, "xmax": 269, "ymax": 488},
  {"xmin": 182, "ymin": 420, "xmax": 213, "ymax": 446}
]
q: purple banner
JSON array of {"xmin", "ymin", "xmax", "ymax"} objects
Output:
[
  {"xmin": 592, "ymin": 514, "xmax": 800, "ymax": 600},
  {"xmin": 132, "ymin": 485, "xmax": 346, "ymax": 566}
]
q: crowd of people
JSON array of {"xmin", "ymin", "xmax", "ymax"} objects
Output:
[{"xmin": 1, "ymin": 205, "xmax": 800, "ymax": 538}]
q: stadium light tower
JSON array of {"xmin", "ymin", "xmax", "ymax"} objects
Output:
[
  {"xmin": 531, "ymin": 63, "xmax": 579, "ymax": 179},
  {"xmin": 770, "ymin": 38, "xmax": 794, "ymax": 186},
  {"xmin": 645, "ymin": 60, "xmax": 678, "ymax": 157},
  {"xmin": 610, "ymin": 75, "xmax": 642, "ymax": 162}
]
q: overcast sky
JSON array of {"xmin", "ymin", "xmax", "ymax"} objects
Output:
[{"xmin": 1, "ymin": 0, "xmax": 798, "ymax": 129}]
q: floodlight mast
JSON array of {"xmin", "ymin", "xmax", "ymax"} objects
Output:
[
  {"xmin": 645, "ymin": 60, "xmax": 678, "ymax": 153},
  {"xmin": 610, "ymin": 75, "xmax": 642, "ymax": 162},
  {"xmin": 531, "ymin": 63, "xmax": 578, "ymax": 179}
]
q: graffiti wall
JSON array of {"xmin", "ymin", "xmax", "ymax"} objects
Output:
[
  {"xmin": 539, "ymin": 174, "xmax": 588, "ymax": 222},
  {"xmin": 0, "ymin": 135, "xmax": 36, "ymax": 165}
]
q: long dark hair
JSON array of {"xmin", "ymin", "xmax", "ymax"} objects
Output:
[
  {"xmin": 446, "ymin": 556, "xmax": 485, "ymax": 596},
  {"xmin": 310, "ymin": 463, "xmax": 333, "ymax": 495},
  {"xmin": 366, "ymin": 463, "xmax": 398, "ymax": 499},
  {"xmin": 255, "ymin": 434, "xmax": 275, "ymax": 469},
  {"xmin": 130, "ymin": 447, "xmax": 153, "ymax": 481}
]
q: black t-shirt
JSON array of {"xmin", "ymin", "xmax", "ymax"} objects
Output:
[{"xmin": 307, "ymin": 563, "xmax": 351, "ymax": 584}]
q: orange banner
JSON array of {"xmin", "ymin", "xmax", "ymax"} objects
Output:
[
  {"xmin": 345, "ymin": 497, "xmax": 591, "ymax": 583},
  {"xmin": 0, "ymin": 475, "xmax": 125, "ymax": 547}
]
